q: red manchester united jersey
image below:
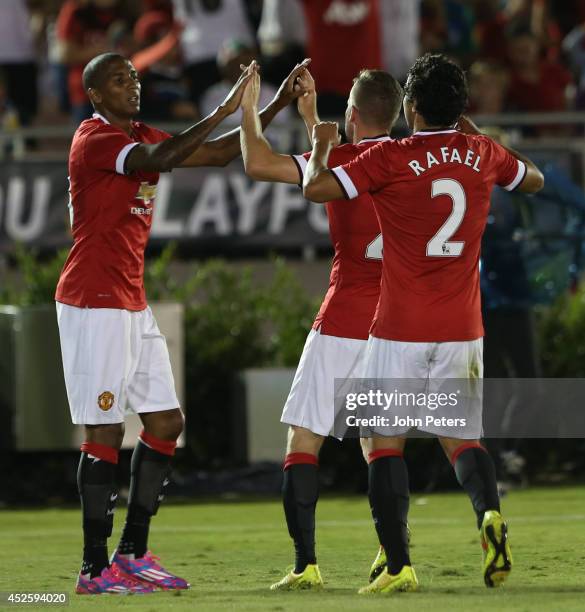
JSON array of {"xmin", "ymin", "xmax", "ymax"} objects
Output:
[
  {"xmin": 332, "ymin": 130, "xmax": 526, "ymax": 342},
  {"xmin": 300, "ymin": 0, "xmax": 382, "ymax": 97},
  {"xmin": 55, "ymin": 113, "xmax": 170, "ymax": 311},
  {"xmin": 292, "ymin": 137, "xmax": 389, "ymax": 340}
]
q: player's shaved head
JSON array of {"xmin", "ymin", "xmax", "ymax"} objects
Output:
[
  {"xmin": 351, "ymin": 70, "xmax": 404, "ymax": 130},
  {"xmin": 83, "ymin": 53, "xmax": 128, "ymax": 92}
]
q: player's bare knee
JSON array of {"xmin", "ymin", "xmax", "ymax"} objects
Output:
[
  {"xmin": 85, "ymin": 422, "xmax": 125, "ymax": 449},
  {"xmin": 287, "ymin": 425, "xmax": 323, "ymax": 455},
  {"xmin": 142, "ymin": 408, "xmax": 184, "ymax": 441},
  {"xmin": 359, "ymin": 437, "xmax": 372, "ymax": 463}
]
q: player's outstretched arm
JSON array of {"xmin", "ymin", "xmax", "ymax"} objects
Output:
[
  {"xmin": 125, "ymin": 64, "xmax": 256, "ymax": 173},
  {"xmin": 303, "ymin": 122, "xmax": 344, "ymax": 202},
  {"xmin": 181, "ymin": 59, "xmax": 311, "ymax": 168},
  {"xmin": 457, "ymin": 116, "xmax": 544, "ymax": 194},
  {"xmin": 240, "ymin": 70, "xmax": 303, "ymax": 183}
]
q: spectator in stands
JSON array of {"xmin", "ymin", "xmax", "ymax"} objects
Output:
[
  {"xmin": 172, "ymin": 0, "xmax": 255, "ymax": 107},
  {"xmin": 468, "ymin": 61, "xmax": 509, "ymax": 115},
  {"xmin": 199, "ymin": 39, "xmax": 288, "ymax": 126},
  {"xmin": 378, "ymin": 0, "xmax": 420, "ymax": 82},
  {"xmin": 474, "ymin": 0, "xmax": 510, "ymax": 65},
  {"xmin": 506, "ymin": 25, "xmax": 573, "ymax": 112},
  {"xmin": 420, "ymin": 0, "xmax": 476, "ymax": 66},
  {"xmin": 0, "ymin": 0, "xmax": 38, "ymax": 127},
  {"xmin": 143, "ymin": 0, "xmax": 174, "ymax": 18},
  {"xmin": 562, "ymin": 23, "xmax": 585, "ymax": 109},
  {"xmin": 257, "ymin": 0, "xmax": 306, "ymax": 88},
  {"xmin": 132, "ymin": 10, "xmax": 197, "ymax": 121},
  {"xmin": 56, "ymin": 0, "xmax": 135, "ymax": 123},
  {"xmin": 298, "ymin": 0, "xmax": 382, "ymax": 116}
]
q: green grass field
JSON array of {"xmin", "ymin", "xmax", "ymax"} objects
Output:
[{"xmin": 2, "ymin": 487, "xmax": 585, "ymax": 611}]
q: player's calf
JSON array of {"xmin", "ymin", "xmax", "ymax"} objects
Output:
[
  {"xmin": 77, "ymin": 439, "xmax": 120, "ymax": 581},
  {"xmin": 446, "ymin": 440, "xmax": 512, "ymax": 586},
  {"xmin": 114, "ymin": 422, "xmax": 190, "ymax": 590}
]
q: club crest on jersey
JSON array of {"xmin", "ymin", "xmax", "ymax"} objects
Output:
[
  {"xmin": 131, "ymin": 182, "xmax": 156, "ymax": 215},
  {"xmin": 98, "ymin": 391, "xmax": 115, "ymax": 411}
]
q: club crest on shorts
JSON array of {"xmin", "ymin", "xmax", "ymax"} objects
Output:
[{"xmin": 98, "ymin": 391, "xmax": 115, "ymax": 411}]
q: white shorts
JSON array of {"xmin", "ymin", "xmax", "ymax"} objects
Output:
[
  {"xmin": 360, "ymin": 336, "xmax": 483, "ymax": 438},
  {"xmin": 363, "ymin": 336, "xmax": 484, "ymax": 380},
  {"xmin": 281, "ymin": 328, "xmax": 367, "ymax": 437},
  {"xmin": 56, "ymin": 302, "xmax": 180, "ymax": 425}
]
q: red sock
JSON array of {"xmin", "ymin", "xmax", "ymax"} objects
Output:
[
  {"xmin": 139, "ymin": 430, "xmax": 177, "ymax": 456},
  {"xmin": 80, "ymin": 441, "xmax": 119, "ymax": 464},
  {"xmin": 283, "ymin": 452, "xmax": 318, "ymax": 471}
]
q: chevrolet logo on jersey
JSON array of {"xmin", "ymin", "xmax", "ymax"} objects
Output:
[{"xmin": 131, "ymin": 182, "xmax": 156, "ymax": 215}]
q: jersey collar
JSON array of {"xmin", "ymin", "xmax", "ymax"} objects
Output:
[
  {"xmin": 92, "ymin": 112, "xmax": 110, "ymax": 124},
  {"xmin": 92, "ymin": 112, "xmax": 138, "ymax": 135},
  {"xmin": 358, "ymin": 135, "xmax": 392, "ymax": 143},
  {"xmin": 413, "ymin": 129, "xmax": 458, "ymax": 136}
]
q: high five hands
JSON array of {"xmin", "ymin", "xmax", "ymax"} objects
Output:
[{"xmin": 239, "ymin": 58, "xmax": 313, "ymax": 111}]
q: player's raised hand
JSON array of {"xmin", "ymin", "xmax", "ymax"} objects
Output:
[
  {"xmin": 312, "ymin": 122, "xmax": 340, "ymax": 146},
  {"xmin": 296, "ymin": 69, "xmax": 317, "ymax": 120},
  {"xmin": 241, "ymin": 69, "xmax": 261, "ymax": 110},
  {"xmin": 456, "ymin": 115, "xmax": 483, "ymax": 136},
  {"xmin": 273, "ymin": 58, "xmax": 312, "ymax": 109},
  {"xmin": 220, "ymin": 61, "xmax": 257, "ymax": 115}
]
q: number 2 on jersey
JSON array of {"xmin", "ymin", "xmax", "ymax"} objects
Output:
[
  {"xmin": 427, "ymin": 178, "xmax": 466, "ymax": 257},
  {"xmin": 365, "ymin": 233, "xmax": 383, "ymax": 260}
]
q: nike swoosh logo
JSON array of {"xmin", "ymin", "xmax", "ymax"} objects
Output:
[{"xmin": 110, "ymin": 493, "xmax": 118, "ymax": 502}]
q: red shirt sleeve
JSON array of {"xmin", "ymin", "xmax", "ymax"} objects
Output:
[
  {"xmin": 331, "ymin": 141, "xmax": 392, "ymax": 199},
  {"xmin": 82, "ymin": 127, "xmax": 138, "ymax": 175},
  {"xmin": 489, "ymin": 139, "xmax": 526, "ymax": 191}
]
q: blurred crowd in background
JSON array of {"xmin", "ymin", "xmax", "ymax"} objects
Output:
[{"xmin": 2, "ymin": 0, "xmax": 585, "ymax": 132}]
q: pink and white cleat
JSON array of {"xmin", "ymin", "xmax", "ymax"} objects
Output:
[
  {"xmin": 111, "ymin": 551, "xmax": 190, "ymax": 590},
  {"xmin": 75, "ymin": 563, "xmax": 156, "ymax": 594}
]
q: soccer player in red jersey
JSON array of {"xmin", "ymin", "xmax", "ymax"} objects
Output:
[
  {"xmin": 240, "ymin": 67, "xmax": 403, "ymax": 589},
  {"xmin": 55, "ymin": 52, "xmax": 309, "ymax": 595},
  {"xmin": 303, "ymin": 54, "xmax": 544, "ymax": 594}
]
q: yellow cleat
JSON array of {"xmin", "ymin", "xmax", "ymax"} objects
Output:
[
  {"xmin": 270, "ymin": 564, "xmax": 324, "ymax": 591},
  {"xmin": 369, "ymin": 546, "xmax": 387, "ymax": 583},
  {"xmin": 358, "ymin": 565, "xmax": 418, "ymax": 595},
  {"xmin": 369, "ymin": 526, "xmax": 410, "ymax": 583},
  {"xmin": 481, "ymin": 510, "xmax": 512, "ymax": 587}
]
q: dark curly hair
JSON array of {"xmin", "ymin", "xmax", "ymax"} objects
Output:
[{"xmin": 404, "ymin": 54, "xmax": 468, "ymax": 127}]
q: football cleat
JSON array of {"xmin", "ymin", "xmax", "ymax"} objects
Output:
[
  {"xmin": 270, "ymin": 564, "xmax": 324, "ymax": 591},
  {"xmin": 111, "ymin": 551, "xmax": 190, "ymax": 590},
  {"xmin": 481, "ymin": 510, "xmax": 512, "ymax": 587},
  {"xmin": 369, "ymin": 546, "xmax": 387, "ymax": 583},
  {"xmin": 369, "ymin": 525, "xmax": 411, "ymax": 582},
  {"xmin": 358, "ymin": 565, "xmax": 418, "ymax": 595},
  {"xmin": 75, "ymin": 563, "xmax": 155, "ymax": 595}
]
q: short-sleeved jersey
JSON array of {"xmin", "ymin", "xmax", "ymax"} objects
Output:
[
  {"xmin": 300, "ymin": 0, "xmax": 382, "ymax": 97},
  {"xmin": 55, "ymin": 113, "xmax": 170, "ymax": 311},
  {"xmin": 292, "ymin": 137, "xmax": 388, "ymax": 340},
  {"xmin": 332, "ymin": 129, "xmax": 526, "ymax": 342}
]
